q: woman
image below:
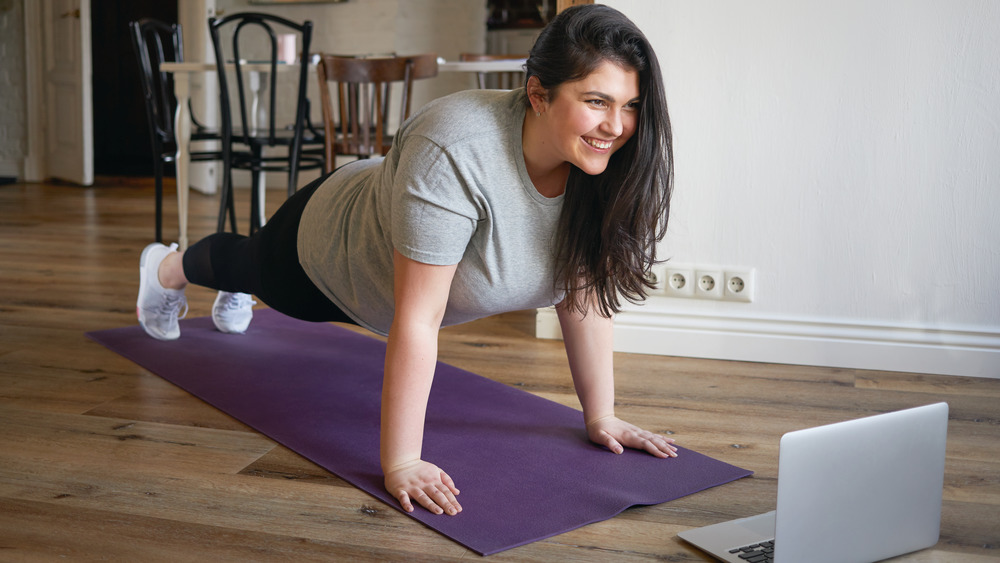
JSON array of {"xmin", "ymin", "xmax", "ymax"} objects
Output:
[{"xmin": 136, "ymin": 4, "xmax": 676, "ymax": 517}]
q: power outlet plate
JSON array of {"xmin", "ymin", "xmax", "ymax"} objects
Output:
[
  {"xmin": 694, "ymin": 269, "xmax": 724, "ymax": 299},
  {"xmin": 724, "ymin": 269, "xmax": 755, "ymax": 302},
  {"xmin": 650, "ymin": 263, "xmax": 755, "ymax": 303},
  {"xmin": 662, "ymin": 265, "xmax": 694, "ymax": 298}
]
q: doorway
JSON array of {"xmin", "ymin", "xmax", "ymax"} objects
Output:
[{"xmin": 91, "ymin": 0, "xmax": 178, "ymax": 176}]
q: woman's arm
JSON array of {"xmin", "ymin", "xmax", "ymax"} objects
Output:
[
  {"xmin": 555, "ymin": 299, "xmax": 678, "ymax": 458},
  {"xmin": 381, "ymin": 249, "xmax": 462, "ymax": 516}
]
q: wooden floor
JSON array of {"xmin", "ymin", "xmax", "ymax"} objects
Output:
[{"xmin": 1, "ymin": 178, "xmax": 998, "ymax": 562}]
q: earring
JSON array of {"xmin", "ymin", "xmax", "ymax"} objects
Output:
[{"xmin": 535, "ymin": 111, "xmax": 541, "ymax": 117}]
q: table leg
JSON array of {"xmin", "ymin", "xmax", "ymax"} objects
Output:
[{"xmin": 173, "ymin": 72, "xmax": 192, "ymax": 250}]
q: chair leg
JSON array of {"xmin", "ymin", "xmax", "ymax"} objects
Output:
[
  {"xmin": 288, "ymin": 139, "xmax": 301, "ymax": 198},
  {"xmin": 154, "ymin": 158, "xmax": 164, "ymax": 243},
  {"xmin": 249, "ymin": 147, "xmax": 263, "ymax": 234},
  {"xmin": 217, "ymin": 151, "xmax": 234, "ymax": 234},
  {"xmin": 227, "ymin": 184, "xmax": 237, "ymax": 233},
  {"xmin": 217, "ymin": 174, "xmax": 238, "ymax": 234}
]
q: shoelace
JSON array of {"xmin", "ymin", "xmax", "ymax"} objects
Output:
[
  {"xmin": 222, "ymin": 294, "xmax": 256, "ymax": 311},
  {"xmin": 159, "ymin": 292, "xmax": 189, "ymax": 319}
]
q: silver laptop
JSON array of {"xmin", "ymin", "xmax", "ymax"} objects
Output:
[{"xmin": 678, "ymin": 402, "xmax": 948, "ymax": 563}]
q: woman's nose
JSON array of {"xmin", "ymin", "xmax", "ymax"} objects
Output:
[{"xmin": 602, "ymin": 110, "xmax": 624, "ymax": 137}]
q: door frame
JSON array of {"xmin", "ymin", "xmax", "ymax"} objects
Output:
[
  {"xmin": 24, "ymin": 0, "xmax": 94, "ymax": 185},
  {"xmin": 23, "ymin": 0, "xmax": 215, "ymax": 188}
]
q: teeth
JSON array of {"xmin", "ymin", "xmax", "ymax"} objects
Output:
[{"xmin": 585, "ymin": 138, "xmax": 613, "ymax": 149}]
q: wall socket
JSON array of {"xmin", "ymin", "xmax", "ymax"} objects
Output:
[{"xmin": 649, "ymin": 263, "xmax": 755, "ymax": 303}]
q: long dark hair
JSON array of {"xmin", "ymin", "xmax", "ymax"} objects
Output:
[{"xmin": 526, "ymin": 5, "xmax": 673, "ymax": 318}]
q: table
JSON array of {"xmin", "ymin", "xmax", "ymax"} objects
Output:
[
  {"xmin": 160, "ymin": 62, "xmax": 211, "ymax": 249},
  {"xmin": 160, "ymin": 59, "xmax": 527, "ymax": 250},
  {"xmin": 438, "ymin": 58, "xmax": 527, "ymax": 89},
  {"xmin": 161, "ymin": 61, "xmax": 301, "ymax": 249},
  {"xmin": 436, "ymin": 58, "xmax": 527, "ymax": 73}
]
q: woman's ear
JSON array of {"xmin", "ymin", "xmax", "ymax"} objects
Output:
[{"xmin": 526, "ymin": 76, "xmax": 549, "ymax": 115}]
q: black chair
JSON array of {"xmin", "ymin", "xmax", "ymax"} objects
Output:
[
  {"xmin": 129, "ymin": 18, "xmax": 224, "ymax": 243},
  {"xmin": 208, "ymin": 12, "xmax": 325, "ymax": 235}
]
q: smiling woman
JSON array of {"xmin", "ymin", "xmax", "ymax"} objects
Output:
[
  {"xmin": 133, "ymin": 3, "xmax": 675, "ymax": 518},
  {"xmin": 525, "ymin": 4, "xmax": 674, "ymax": 319}
]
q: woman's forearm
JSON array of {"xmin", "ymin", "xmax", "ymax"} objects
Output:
[
  {"xmin": 557, "ymin": 300, "xmax": 679, "ymax": 459},
  {"xmin": 556, "ymin": 301, "xmax": 616, "ymax": 424},
  {"xmin": 380, "ymin": 320, "xmax": 439, "ymax": 472},
  {"xmin": 381, "ymin": 250, "xmax": 457, "ymax": 472}
]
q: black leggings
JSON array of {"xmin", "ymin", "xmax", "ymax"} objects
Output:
[{"xmin": 182, "ymin": 172, "xmax": 357, "ymax": 325}]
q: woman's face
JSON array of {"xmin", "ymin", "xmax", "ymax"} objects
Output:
[{"xmin": 536, "ymin": 61, "xmax": 640, "ymax": 176}]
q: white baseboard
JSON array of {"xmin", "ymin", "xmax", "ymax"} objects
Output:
[{"xmin": 536, "ymin": 306, "xmax": 1000, "ymax": 379}]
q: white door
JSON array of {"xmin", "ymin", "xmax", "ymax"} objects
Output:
[{"xmin": 42, "ymin": 0, "xmax": 93, "ymax": 186}]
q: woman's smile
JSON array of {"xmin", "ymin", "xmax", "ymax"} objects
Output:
[{"xmin": 583, "ymin": 137, "xmax": 615, "ymax": 151}]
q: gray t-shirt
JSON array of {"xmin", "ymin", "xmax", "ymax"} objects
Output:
[{"xmin": 298, "ymin": 88, "xmax": 564, "ymax": 336}]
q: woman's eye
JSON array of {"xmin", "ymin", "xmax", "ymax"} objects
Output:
[{"xmin": 587, "ymin": 99, "xmax": 607, "ymax": 107}]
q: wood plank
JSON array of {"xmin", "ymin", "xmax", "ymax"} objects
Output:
[
  {"xmin": 237, "ymin": 444, "xmax": 353, "ymax": 487},
  {"xmin": 0, "ymin": 497, "xmax": 465, "ymax": 562},
  {"xmin": 0, "ymin": 180, "xmax": 998, "ymax": 561},
  {"xmin": 0, "ymin": 404, "xmax": 274, "ymax": 476}
]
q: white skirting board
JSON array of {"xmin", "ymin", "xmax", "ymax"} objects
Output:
[{"xmin": 535, "ymin": 306, "xmax": 1000, "ymax": 379}]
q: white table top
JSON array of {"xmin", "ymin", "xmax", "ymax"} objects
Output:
[
  {"xmin": 436, "ymin": 58, "xmax": 526, "ymax": 73},
  {"xmin": 161, "ymin": 59, "xmax": 527, "ymax": 74}
]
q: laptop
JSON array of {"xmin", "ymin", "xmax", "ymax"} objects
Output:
[{"xmin": 678, "ymin": 402, "xmax": 948, "ymax": 563}]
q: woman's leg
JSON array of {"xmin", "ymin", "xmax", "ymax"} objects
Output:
[
  {"xmin": 180, "ymin": 172, "xmax": 355, "ymax": 324},
  {"xmin": 138, "ymin": 172, "xmax": 355, "ymax": 341},
  {"xmin": 180, "ymin": 232, "xmax": 257, "ymax": 294}
]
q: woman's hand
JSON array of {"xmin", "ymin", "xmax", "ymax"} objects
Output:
[
  {"xmin": 384, "ymin": 459, "xmax": 462, "ymax": 516},
  {"xmin": 586, "ymin": 415, "xmax": 678, "ymax": 458}
]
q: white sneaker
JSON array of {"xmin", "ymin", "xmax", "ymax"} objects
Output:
[
  {"xmin": 212, "ymin": 291, "xmax": 256, "ymax": 334},
  {"xmin": 137, "ymin": 242, "xmax": 188, "ymax": 341}
]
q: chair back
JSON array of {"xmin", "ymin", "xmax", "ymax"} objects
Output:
[
  {"xmin": 208, "ymin": 13, "xmax": 313, "ymax": 150},
  {"xmin": 316, "ymin": 54, "xmax": 438, "ymax": 170},
  {"xmin": 129, "ymin": 19, "xmax": 184, "ymax": 146},
  {"xmin": 459, "ymin": 53, "xmax": 527, "ymax": 90}
]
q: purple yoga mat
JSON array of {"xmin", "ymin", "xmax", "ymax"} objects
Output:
[{"xmin": 87, "ymin": 309, "xmax": 751, "ymax": 555}]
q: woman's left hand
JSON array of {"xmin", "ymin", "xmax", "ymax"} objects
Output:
[{"xmin": 586, "ymin": 415, "xmax": 678, "ymax": 458}]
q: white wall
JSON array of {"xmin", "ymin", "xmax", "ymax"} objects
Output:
[
  {"xmin": 214, "ymin": 0, "xmax": 487, "ymax": 182},
  {"xmin": 539, "ymin": 0, "xmax": 1000, "ymax": 378},
  {"xmin": 215, "ymin": 0, "xmax": 486, "ymax": 103}
]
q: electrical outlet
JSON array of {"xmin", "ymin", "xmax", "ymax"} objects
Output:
[
  {"xmin": 694, "ymin": 269, "xmax": 724, "ymax": 299},
  {"xmin": 724, "ymin": 268, "xmax": 755, "ymax": 302},
  {"xmin": 654, "ymin": 262, "xmax": 756, "ymax": 303},
  {"xmin": 644, "ymin": 268, "xmax": 660, "ymax": 288},
  {"xmin": 644, "ymin": 266, "xmax": 664, "ymax": 294},
  {"xmin": 663, "ymin": 265, "xmax": 694, "ymax": 298}
]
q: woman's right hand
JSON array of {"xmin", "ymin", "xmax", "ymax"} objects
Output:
[{"xmin": 384, "ymin": 459, "xmax": 462, "ymax": 516}]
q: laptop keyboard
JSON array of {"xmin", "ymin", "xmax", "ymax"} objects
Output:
[{"xmin": 729, "ymin": 540, "xmax": 775, "ymax": 562}]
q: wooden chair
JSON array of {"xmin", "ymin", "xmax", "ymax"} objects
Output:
[
  {"xmin": 459, "ymin": 53, "xmax": 527, "ymax": 90},
  {"xmin": 316, "ymin": 54, "xmax": 439, "ymax": 172},
  {"xmin": 129, "ymin": 18, "xmax": 224, "ymax": 243},
  {"xmin": 208, "ymin": 12, "xmax": 325, "ymax": 234}
]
